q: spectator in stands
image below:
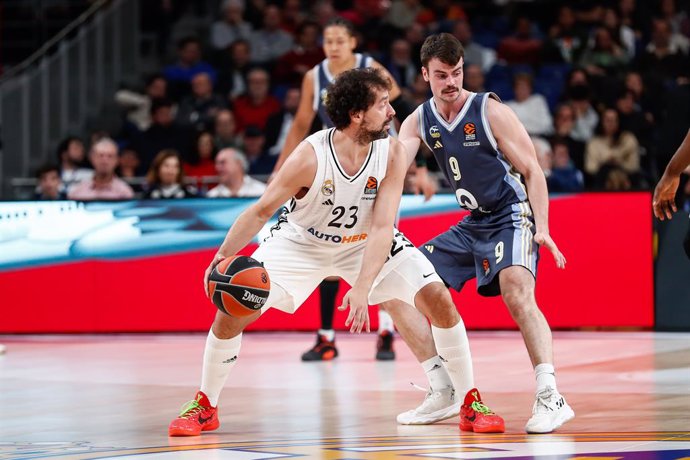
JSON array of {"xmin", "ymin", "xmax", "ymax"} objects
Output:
[
  {"xmin": 242, "ymin": 125, "xmax": 274, "ymax": 175},
  {"xmin": 615, "ymin": 89, "xmax": 654, "ymax": 151},
  {"xmin": 68, "ymin": 138, "xmax": 134, "ymax": 200},
  {"xmin": 602, "ymin": 7, "xmax": 636, "ymax": 59},
  {"xmin": 133, "ymin": 98, "xmax": 193, "ymax": 174},
  {"xmin": 265, "ymin": 87, "xmax": 300, "ymax": 157},
  {"xmin": 383, "ymin": 0, "xmax": 424, "ymax": 32},
  {"xmin": 408, "ymin": 73, "xmax": 431, "ymax": 106},
  {"xmin": 274, "ymin": 21, "xmax": 325, "ymax": 88},
  {"xmin": 550, "ymin": 103, "xmax": 586, "ymax": 172},
  {"xmin": 233, "ymin": 68, "xmax": 281, "ymax": 132},
  {"xmin": 624, "ymin": 70, "xmax": 657, "ymax": 122},
  {"xmin": 497, "ymin": 16, "xmax": 543, "ymax": 66},
  {"xmin": 585, "ymin": 108, "xmax": 641, "ymax": 190},
  {"xmin": 564, "ymin": 71, "xmax": 599, "ymax": 143},
  {"xmin": 542, "ymin": 5, "xmax": 587, "ymax": 64},
  {"xmin": 384, "ymin": 38, "xmax": 418, "ymax": 91},
  {"xmin": 185, "ymin": 131, "xmax": 218, "ymax": 183},
  {"xmin": 636, "ymin": 18, "xmax": 690, "ymax": 88},
  {"xmin": 505, "ymin": 73, "xmax": 553, "ymax": 137},
  {"xmin": 249, "ymin": 5, "xmax": 294, "ymax": 65},
  {"xmin": 659, "ymin": 0, "xmax": 690, "ymax": 38},
  {"xmin": 217, "ymin": 39, "xmax": 252, "ymax": 100},
  {"xmin": 463, "ymin": 63, "xmax": 486, "ymax": 93},
  {"xmin": 578, "ymin": 26, "xmax": 630, "ymax": 77},
  {"xmin": 281, "ymin": 0, "xmax": 305, "ymax": 35},
  {"xmin": 145, "ymin": 149, "xmax": 197, "ymax": 199},
  {"xmin": 209, "ymin": 0, "xmax": 252, "ymax": 52},
  {"xmin": 56, "ymin": 136, "xmax": 93, "ymax": 187},
  {"xmin": 452, "ymin": 19, "xmax": 496, "ymax": 72},
  {"xmin": 114, "ymin": 73, "xmax": 168, "ymax": 133},
  {"xmin": 176, "ymin": 72, "xmax": 227, "ymax": 132},
  {"xmin": 214, "ymin": 109, "xmax": 241, "ymax": 150},
  {"xmin": 117, "ymin": 147, "xmax": 140, "ymax": 180},
  {"xmin": 548, "ymin": 139, "xmax": 585, "ymax": 192},
  {"xmin": 163, "ymin": 37, "xmax": 217, "ymax": 98},
  {"xmin": 206, "ymin": 148, "xmax": 266, "ymax": 197},
  {"xmin": 35, "ymin": 164, "xmax": 67, "ymax": 200}
]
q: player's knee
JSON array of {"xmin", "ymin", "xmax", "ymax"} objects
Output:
[
  {"xmin": 502, "ymin": 286, "xmax": 536, "ymax": 319},
  {"xmin": 415, "ymin": 282, "xmax": 459, "ymax": 327},
  {"xmin": 212, "ymin": 310, "xmax": 259, "ymax": 339}
]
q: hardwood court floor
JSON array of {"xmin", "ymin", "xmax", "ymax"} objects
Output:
[{"xmin": 0, "ymin": 331, "xmax": 689, "ymax": 459}]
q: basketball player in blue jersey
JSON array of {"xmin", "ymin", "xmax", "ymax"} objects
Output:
[
  {"xmin": 386, "ymin": 33, "xmax": 575, "ymax": 434},
  {"xmin": 168, "ymin": 68, "xmax": 504, "ymax": 436},
  {"xmin": 654, "ymin": 129, "xmax": 690, "ymax": 256},
  {"xmin": 272, "ymin": 17, "xmax": 433, "ymax": 362}
]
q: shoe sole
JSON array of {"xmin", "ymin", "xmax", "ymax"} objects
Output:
[
  {"xmin": 168, "ymin": 420, "xmax": 220, "ymax": 437},
  {"xmin": 460, "ymin": 422, "xmax": 506, "ymax": 433},
  {"xmin": 375, "ymin": 352, "xmax": 395, "ymax": 361},
  {"xmin": 397, "ymin": 402, "xmax": 461, "ymax": 425},
  {"xmin": 525, "ymin": 407, "xmax": 575, "ymax": 434}
]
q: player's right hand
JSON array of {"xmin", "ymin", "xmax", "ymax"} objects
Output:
[
  {"xmin": 534, "ymin": 232, "xmax": 566, "ymax": 269},
  {"xmin": 339, "ymin": 287, "xmax": 371, "ymax": 333},
  {"xmin": 652, "ymin": 174, "xmax": 679, "ymax": 220},
  {"xmin": 203, "ymin": 254, "xmax": 226, "ymax": 297}
]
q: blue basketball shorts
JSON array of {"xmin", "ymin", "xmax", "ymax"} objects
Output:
[{"xmin": 419, "ymin": 201, "xmax": 539, "ymax": 297}]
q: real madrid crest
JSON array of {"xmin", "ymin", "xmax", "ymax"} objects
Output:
[{"xmin": 321, "ymin": 179, "xmax": 334, "ymax": 196}]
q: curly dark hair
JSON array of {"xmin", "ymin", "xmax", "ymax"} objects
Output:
[
  {"xmin": 420, "ymin": 33, "xmax": 464, "ymax": 68},
  {"xmin": 325, "ymin": 68, "xmax": 392, "ymax": 130}
]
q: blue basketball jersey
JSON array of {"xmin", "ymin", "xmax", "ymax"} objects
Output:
[
  {"xmin": 418, "ymin": 92, "xmax": 527, "ymax": 214},
  {"xmin": 313, "ymin": 53, "xmax": 372, "ymax": 128}
]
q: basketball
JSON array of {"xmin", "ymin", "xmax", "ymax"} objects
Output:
[{"xmin": 208, "ymin": 256, "xmax": 270, "ymax": 317}]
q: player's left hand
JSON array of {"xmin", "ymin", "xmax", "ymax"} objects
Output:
[
  {"xmin": 534, "ymin": 232, "xmax": 566, "ymax": 269},
  {"xmin": 339, "ymin": 287, "xmax": 371, "ymax": 333}
]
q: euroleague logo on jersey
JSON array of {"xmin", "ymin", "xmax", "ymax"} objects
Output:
[
  {"xmin": 463, "ymin": 122, "xmax": 480, "ymax": 147},
  {"xmin": 364, "ymin": 176, "xmax": 378, "ymax": 194}
]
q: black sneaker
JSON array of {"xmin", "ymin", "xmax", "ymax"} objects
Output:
[
  {"xmin": 375, "ymin": 330, "xmax": 395, "ymax": 361},
  {"xmin": 301, "ymin": 334, "xmax": 338, "ymax": 361}
]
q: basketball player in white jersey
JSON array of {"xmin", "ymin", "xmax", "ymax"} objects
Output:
[
  {"xmin": 271, "ymin": 17, "xmax": 433, "ymax": 362},
  {"xmin": 168, "ymin": 68, "xmax": 504, "ymax": 436}
]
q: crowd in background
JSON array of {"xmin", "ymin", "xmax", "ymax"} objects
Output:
[{"xmin": 31, "ymin": 0, "xmax": 690, "ymax": 202}]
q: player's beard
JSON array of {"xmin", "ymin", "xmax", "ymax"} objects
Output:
[{"xmin": 356, "ymin": 116, "xmax": 392, "ymax": 144}]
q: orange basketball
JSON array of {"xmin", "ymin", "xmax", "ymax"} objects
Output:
[{"xmin": 208, "ymin": 256, "xmax": 270, "ymax": 317}]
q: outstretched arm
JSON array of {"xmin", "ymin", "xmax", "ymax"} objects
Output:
[
  {"xmin": 487, "ymin": 98, "xmax": 566, "ymax": 269},
  {"xmin": 204, "ymin": 142, "xmax": 317, "ymax": 294},
  {"xmin": 339, "ymin": 138, "xmax": 408, "ymax": 332},
  {"xmin": 653, "ymin": 129, "xmax": 690, "ymax": 220}
]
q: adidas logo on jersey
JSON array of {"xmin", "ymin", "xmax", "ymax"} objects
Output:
[
  {"xmin": 433, "ymin": 140, "xmax": 443, "ymax": 149},
  {"xmin": 322, "ymin": 199, "xmax": 334, "ymax": 206},
  {"xmin": 424, "ymin": 245, "xmax": 434, "ymax": 253}
]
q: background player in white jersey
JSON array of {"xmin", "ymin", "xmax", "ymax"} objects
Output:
[
  {"xmin": 385, "ymin": 33, "xmax": 574, "ymax": 434},
  {"xmin": 271, "ymin": 17, "xmax": 432, "ymax": 362},
  {"xmin": 653, "ymin": 128, "xmax": 690, "ymax": 256},
  {"xmin": 168, "ymin": 68, "xmax": 504, "ymax": 436}
]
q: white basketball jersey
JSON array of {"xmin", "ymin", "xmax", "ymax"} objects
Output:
[{"xmin": 284, "ymin": 128, "xmax": 389, "ymax": 246}]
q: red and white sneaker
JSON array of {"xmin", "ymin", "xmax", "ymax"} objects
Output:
[
  {"xmin": 459, "ymin": 388, "xmax": 505, "ymax": 433},
  {"xmin": 168, "ymin": 391, "xmax": 219, "ymax": 436}
]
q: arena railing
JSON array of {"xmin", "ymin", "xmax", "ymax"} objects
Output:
[{"xmin": 0, "ymin": 0, "xmax": 141, "ymax": 198}]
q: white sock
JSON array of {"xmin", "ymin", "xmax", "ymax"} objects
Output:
[
  {"xmin": 422, "ymin": 356, "xmax": 454, "ymax": 391},
  {"xmin": 431, "ymin": 320, "xmax": 474, "ymax": 396},
  {"xmin": 535, "ymin": 363, "xmax": 557, "ymax": 393},
  {"xmin": 378, "ymin": 310, "xmax": 395, "ymax": 333},
  {"xmin": 200, "ymin": 329, "xmax": 242, "ymax": 407},
  {"xmin": 318, "ymin": 329, "xmax": 335, "ymax": 341}
]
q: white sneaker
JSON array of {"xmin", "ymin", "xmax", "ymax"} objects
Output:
[
  {"xmin": 525, "ymin": 387, "xmax": 575, "ymax": 433},
  {"xmin": 397, "ymin": 384, "xmax": 461, "ymax": 425}
]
